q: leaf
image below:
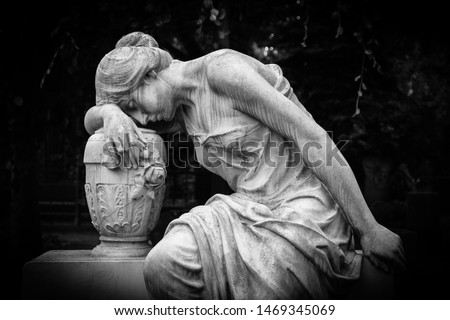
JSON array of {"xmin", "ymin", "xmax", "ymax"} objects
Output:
[
  {"xmin": 358, "ymin": 90, "xmax": 363, "ymax": 97},
  {"xmin": 362, "ymin": 83, "xmax": 367, "ymax": 90},
  {"xmin": 354, "ymin": 75, "xmax": 361, "ymax": 82}
]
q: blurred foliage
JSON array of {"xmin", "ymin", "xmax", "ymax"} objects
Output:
[{"xmin": 0, "ymin": 0, "xmax": 448, "ymax": 210}]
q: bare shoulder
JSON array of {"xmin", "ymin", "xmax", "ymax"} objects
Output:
[{"xmin": 205, "ymin": 49, "xmax": 259, "ymax": 92}]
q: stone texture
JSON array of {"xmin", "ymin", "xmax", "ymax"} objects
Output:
[
  {"xmin": 23, "ymin": 250, "xmax": 148, "ymax": 299},
  {"xmin": 84, "ymin": 128, "xmax": 166, "ymax": 258}
]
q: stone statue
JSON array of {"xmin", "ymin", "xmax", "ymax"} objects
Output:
[{"xmin": 84, "ymin": 32, "xmax": 406, "ymax": 299}]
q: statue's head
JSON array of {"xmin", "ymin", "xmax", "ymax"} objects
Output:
[{"xmin": 95, "ymin": 32, "xmax": 173, "ymax": 111}]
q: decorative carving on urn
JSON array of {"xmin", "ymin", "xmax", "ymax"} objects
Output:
[
  {"xmin": 84, "ymin": 128, "xmax": 166, "ymax": 258},
  {"xmin": 84, "ymin": 183, "xmax": 100, "ymax": 232}
]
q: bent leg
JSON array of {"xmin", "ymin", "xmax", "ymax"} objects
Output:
[{"xmin": 144, "ymin": 225, "xmax": 205, "ymax": 299}]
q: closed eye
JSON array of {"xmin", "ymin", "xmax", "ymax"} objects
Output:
[
  {"xmin": 145, "ymin": 70, "xmax": 156, "ymax": 79},
  {"xmin": 124, "ymin": 99, "xmax": 138, "ymax": 111}
]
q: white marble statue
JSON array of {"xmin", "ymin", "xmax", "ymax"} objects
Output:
[{"xmin": 84, "ymin": 32, "xmax": 406, "ymax": 299}]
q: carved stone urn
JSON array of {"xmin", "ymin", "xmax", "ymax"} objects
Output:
[{"xmin": 84, "ymin": 128, "xmax": 166, "ymax": 258}]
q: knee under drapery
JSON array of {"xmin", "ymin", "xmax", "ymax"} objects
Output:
[{"xmin": 144, "ymin": 225, "xmax": 205, "ymax": 299}]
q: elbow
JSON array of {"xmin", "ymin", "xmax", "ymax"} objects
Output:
[
  {"xmin": 84, "ymin": 111, "xmax": 94, "ymax": 135},
  {"xmin": 84, "ymin": 106, "xmax": 101, "ymax": 135},
  {"xmin": 84, "ymin": 123, "xmax": 95, "ymax": 136}
]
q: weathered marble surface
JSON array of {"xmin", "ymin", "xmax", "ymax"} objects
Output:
[
  {"xmin": 84, "ymin": 128, "xmax": 166, "ymax": 257},
  {"xmin": 23, "ymin": 250, "xmax": 148, "ymax": 299}
]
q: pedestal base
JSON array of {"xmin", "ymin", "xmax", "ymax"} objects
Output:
[
  {"xmin": 91, "ymin": 240, "xmax": 152, "ymax": 258},
  {"xmin": 23, "ymin": 250, "xmax": 149, "ymax": 299}
]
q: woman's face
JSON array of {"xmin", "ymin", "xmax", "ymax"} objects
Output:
[{"xmin": 126, "ymin": 71, "xmax": 176, "ymax": 125}]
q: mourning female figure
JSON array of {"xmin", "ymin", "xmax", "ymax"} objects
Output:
[{"xmin": 85, "ymin": 32, "xmax": 406, "ymax": 299}]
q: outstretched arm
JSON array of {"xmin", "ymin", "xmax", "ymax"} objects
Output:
[{"xmin": 208, "ymin": 57, "xmax": 406, "ymax": 272}]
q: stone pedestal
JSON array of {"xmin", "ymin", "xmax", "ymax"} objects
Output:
[{"xmin": 22, "ymin": 250, "xmax": 149, "ymax": 299}]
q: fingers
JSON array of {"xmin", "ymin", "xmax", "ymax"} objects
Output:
[
  {"xmin": 103, "ymin": 117, "xmax": 146, "ymax": 170},
  {"xmin": 129, "ymin": 134, "xmax": 144, "ymax": 169},
  {"xmin": 104, "ymin": 137, "xmax": 121, "ymax": 168},
  {"xmin": 135, "ymin": 125, "xmax": 148, "ymax": 146},
  {"xmin": 366, "ymin": 244, "xmax": 407, "ymax": 274},
  {"xmin": 367, "ymin": 254, "xmax": 391, "ymax": 274},
  {"xmin": 131, "ymin": 124, "xmax": 147, "ymax": 168},
  {"xmin": 395, "ymin": 242, "xmax": 407, "ymax": 271},
  {"xmin": 122, "ymin": 132, "xmax": 133, "ymax": 169},
  {"xmin": 122, "ymin": 131, "xmax": 145, "ymax": 170},
  {"xmin": 395, "ymin": 253, "xmax": 407, "ymax": 271},
  {"xmin": 399, "ymin": 239, "xmax": 407, "ymax": 259},
  {"xmin": 128, "ymin": 146, "xmax": 139, "ymax": 170},
  {"xmin": 361, "ymin": 229, "xmax": 408, "ymax": 275},
  {"xmin": 387, "ymin": 235, "xmax": 407, "ymax": 271}
]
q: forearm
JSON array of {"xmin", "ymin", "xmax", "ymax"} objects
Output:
[{"xmin": 308, "ymin": 134, "xmax": 376, "ymax": 236}]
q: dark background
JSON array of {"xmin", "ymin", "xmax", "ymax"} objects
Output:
[{"xmin": 1, "ymin": 0, "xmax": 449, "ymax": 299}]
